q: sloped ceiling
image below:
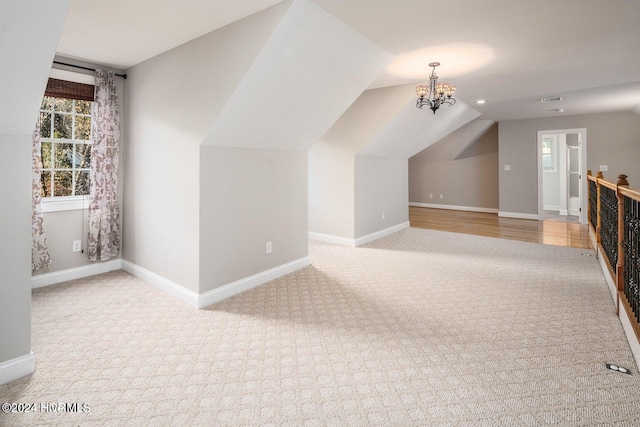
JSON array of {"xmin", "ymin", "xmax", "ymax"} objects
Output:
[
  {"xmin": 410, "ymin": 119, "xmax": 495, "ymax": 162},
  {"xmin": 358, "ymin": 99, "xmax": 481, "ymax": 159},
  {"xmin": 0, "ymin": 0, "xmax": 70, "ymax": 135},
  {"xmin": 201, "ymin": 0, "xmax": 392, "ymax": 151}
]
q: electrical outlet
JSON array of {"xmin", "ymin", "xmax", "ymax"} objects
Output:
[
  {"xmin": 429, "ymin": 194, "xmax": 433, "ymax": 199},
  {"xmin": 504, "ymin": 165, "xmax": 511, "ymax": 171},
  {"xmin": 599, "ymin": 165, "xmax": 608, "ymax": 172},
  {"xmin": 439, "ymin": 194, "xmax": 444, "ymax": 199},
  {"xmin": 266, "ymin": 241, "xmax": 272, "ymax": 254},
  {"xmin": 72, "ymin": 240, "xmax": 82, "ymax": 253},
  {"xmin": 381, "ymin": 212, "xmax": 385, "ymax": 220}
]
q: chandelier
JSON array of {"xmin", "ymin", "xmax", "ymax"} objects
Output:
[{"xmin": 415, "ymin": 62, "xmax": 456, "ymax": 114}]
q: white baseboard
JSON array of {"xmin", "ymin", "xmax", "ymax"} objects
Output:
[
  {"xmin": 308, "ymin": 232, "xmax": 355, "ymax": 247},
  {"xmin": 0, "ymin": 352, "xmax": 35, "ymax": 386},
  {"xmin": 588, "ymin": 227, "xmax": 598, "ymax": 255},
  {"xmin": 198, "ymin": 257, "xmax": 310, "ymax": 309},
  {"xmin": 618, "ymin": 296, "xmax": 640, "ymax": 368},
  {"xmin": 121, "ymin": 260, "xmax": 199, "ymax": 308},
  {"xmin": 31, "ymin": 259, "xmax": 122, "ymax": 289},
  {"xmin": 122, "ymin": 257, "xmax": 311, "ymax": 310},
  {"xmin": 498, "ymin": 211, "xmax": 539, "ymax": 220},
  {"xmin": 543, "ymin": 205, "xmax": 561, "ymax": 212},
  {"xmin": 355, "ymin": 221, "xmax": 410, "ymax": 247},
  {"xmin": 410, "ymin": 202, "xmax": 498, "ymax": 214},
  {"xmin": 597, "ymin": 251, "xmax": 618, "ymax": 309}
]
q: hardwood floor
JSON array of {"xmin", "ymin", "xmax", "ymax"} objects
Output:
[{"xmin": 409, "ymin": 207, "xmax": 592, "ymax": 249}]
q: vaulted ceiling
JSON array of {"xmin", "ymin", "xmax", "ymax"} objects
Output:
[{"xmin": 57, "ymin": 0, "xmax": 640, "ymax": 121}]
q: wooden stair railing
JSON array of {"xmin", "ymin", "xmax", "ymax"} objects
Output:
[{"xmin": 587, "ymin": 171, "xmax": 640, "ymax": 343}]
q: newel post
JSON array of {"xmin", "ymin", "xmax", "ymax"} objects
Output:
[
  {"xmin": 596, "ymin": 171, "xmax": 604, "ymax": 244},
  {"xmin": 616, "ymin": 174, "xmax": 629, "ymax": 292}
]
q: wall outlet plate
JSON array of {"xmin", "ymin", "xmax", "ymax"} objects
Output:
[
  {"xmin": 266, "ymin": 241, "xmax": 272, "ymax": 254},
  {"xmin": 72, "ymin": 240, "xmax": 82, "ymax": 252}
]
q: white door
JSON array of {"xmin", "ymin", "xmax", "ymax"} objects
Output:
[{"xmin": 567, "ymin": 144, "xmax": 581, "ymax": 216}]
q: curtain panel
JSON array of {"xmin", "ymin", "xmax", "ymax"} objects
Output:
[
  {"xmin": 32, "ymin": 124, "xmax": 51, "ymax": 271},
  {"xmin": 87, "ymin": 70, "xmax": 121, "ymax": 261}
]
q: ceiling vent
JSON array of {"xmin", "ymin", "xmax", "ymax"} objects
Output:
[{"xmin": 540, "ymin": 96, "xmax": 563, "ymax": 103}]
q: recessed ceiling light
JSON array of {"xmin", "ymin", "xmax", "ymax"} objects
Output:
[{"xmin": 476, "ymin": 99, "xmax": 486, "ymax": 104}]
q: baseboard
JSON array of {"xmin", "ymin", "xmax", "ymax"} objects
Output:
[
  {"xmin": 198, "ymin": 257, "xmax": 310, "ymax": 309},
  {"xmin": 31, "ymin": 259, "xmax": 122, "ymax": 289},
  {"xmin": 597, "ymin": 250, "xmax": 618, "ymax": 309},
  {"xmin": 308, "ymin": 232, "xmax": 355, "ymax": 247},
  {"xmin": 355, "ymin": 221, "xmax": 410, "ymax": 247},
  {"xmin": 618, "ymin": 295, "xmax": 640, "ymax": 368},
  {"xmin": 498, "ymin": 211, "xmax": 539, "ymax": 220},
  {"xmin": 121, "ymin": 260, "xmax": 199, "ymax": 308},
  {"xmin": 0, "ymin": 352, "xmax": 35, "ymax": 386},
  {"xmin": 560, "ymin": 209, "xmax": 569, "ymax": 216},
  {"xmin": 410, "ymin": 202, "xmax": 498, "ymax": 214},
  {"xmin": 543, "ymin": 205, "xmax": 561, "ymax": 211}
]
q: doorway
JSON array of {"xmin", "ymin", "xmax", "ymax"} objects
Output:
[{"xmin": 537, "ymin": 128, "xmax": 587, "ymax": 224}]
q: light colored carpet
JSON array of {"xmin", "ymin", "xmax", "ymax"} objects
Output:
[{"xmin": 2, "ymin": 227, "xmax": 640, "ymax": 426}]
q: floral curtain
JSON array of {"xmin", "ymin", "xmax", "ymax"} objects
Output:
[
  {"xmin": 32, "ymin": 123, "xmax": 51, "ymax": 271},
  {"xmin": 87, "ymin": 70, "xmax": 120, "ymax": 261}
]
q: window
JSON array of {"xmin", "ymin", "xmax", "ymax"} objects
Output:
[
  {"xmin": 542, "ymin": 135, "xmax": 557, "ymax": 173},
  {"xmin": 39, "ymin": 96, "xmax": 92, "ymax": 202}
]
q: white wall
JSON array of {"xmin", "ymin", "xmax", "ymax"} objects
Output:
[{"xmin": 0, "ymin": 0, "xmax": 69, "ymax": 383}]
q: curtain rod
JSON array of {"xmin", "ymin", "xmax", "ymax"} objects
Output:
[{"xmin": 53, "ymin": 61, "xmax": 127, "ymax": 79}]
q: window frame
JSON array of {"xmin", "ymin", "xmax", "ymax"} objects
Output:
[
  {"xmin": 40, "ymin": 69, "xmax": 95, "ymax": 212},
  {"xmin": 541, "ymin": 135, "xmax": 558, "ymax": 173}
]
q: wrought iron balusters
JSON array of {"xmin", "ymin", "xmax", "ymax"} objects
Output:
[{"xmin": 600, "ymin": 186, "xmax": 618, "ymax": 272}]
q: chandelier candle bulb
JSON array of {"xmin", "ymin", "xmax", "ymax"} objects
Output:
[{"xmin": 415, "ymin": 62, "xmax": 457, "ymax": 114}]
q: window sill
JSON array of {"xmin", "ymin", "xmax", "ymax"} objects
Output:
[{"xmin": 41, "ymin": 198, "xmax": 89, "ymax": 213}]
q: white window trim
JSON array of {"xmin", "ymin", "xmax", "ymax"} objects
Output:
[
  {"xmin": 40, "ymin": 68, "xmax": 95, "ymax": 213},
  {"xmin": 41, "ymin": 195, "xmax": 89, "ymax": 213}
]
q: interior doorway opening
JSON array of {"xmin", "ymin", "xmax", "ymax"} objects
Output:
[{"xmin": 537, "ymin": 128, "xmax": 587, "ymax": 224}]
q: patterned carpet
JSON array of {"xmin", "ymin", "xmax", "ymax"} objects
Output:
[{"xmin": 2, "ymin": 227, "xmax": 640, "ymax": 426}]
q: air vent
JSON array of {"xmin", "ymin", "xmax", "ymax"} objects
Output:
[{"xmin": 540, "ymin": 96, "xmax": 563, "ymax": 103}]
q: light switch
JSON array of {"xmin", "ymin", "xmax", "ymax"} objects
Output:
[{"xmin": 504, "ymin": 165, "xmax": 511, "ymax": 171}]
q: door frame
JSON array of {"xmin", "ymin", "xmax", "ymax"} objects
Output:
[{"xmin": 537, "ymin": 128, "xmax": 587, "ymax": 224}]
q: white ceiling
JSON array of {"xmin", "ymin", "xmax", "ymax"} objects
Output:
[{"xmin": 56, "ymin": 0, "xmax": 640, "ymax": 121}]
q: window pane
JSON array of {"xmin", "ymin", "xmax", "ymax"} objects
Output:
[
  {"xmin": 77, "ymin": 143, "xmax": 91, "ymax": 168},
  {"xmin": 41, "ymin": 171, "xmax": 52, "ymax": 197},
  {"xmin": 75, "ymin": 170, "xmax": 90, "ymax": 195},
  {"xmin": 40, "ymin": 112, "xmax": 51, "ymax": 138},
  {"xmin": 53, "ymin": 113, "xmax": 72, "ymax": 139},
  {"xmin": 54, "ymin": 98, "xmax": 73, "ymax": 112},
  {"xmin": 75, "ymin": 115, "xmax": 91, "ymax": 140},
  {"xmin": 75, "ymin": 100, "xmax": 91, "ymax": 115},
  {"xmin": 41, "ymin": 97, "xmax": 52, "ymax": 111},
  {"xmin": 41, "ymin": 141, "xmax": 52, "ymax": 168},
  {"xmin": 54, "ymin": 143, "xmax": 74, "ymax": 168},
  {"xmin": 53, "ymin": 171, "xmax": 73, "ymax": 196}
]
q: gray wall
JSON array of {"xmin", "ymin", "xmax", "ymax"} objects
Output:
[
  {"xmin": 499, "ymin": 112, "xmax": 640, "ymax": 215},
  {"xmin": 409, "ymin": 122, "xmax": 499, "ymax": 209},
  {"xmin": 199, "ymin": 147, "xmax": 308, "ymax": 292},
  {"xmin": 0, "ymin": 134, "xmax": 32, "ymax": 363},
  {"xmin": 355, "ymin": 156, "xmax": 408, "ymax": 238},
  {"xmin": 123, "ymin": 2, "xmax": 289, "ymax": 294}
]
